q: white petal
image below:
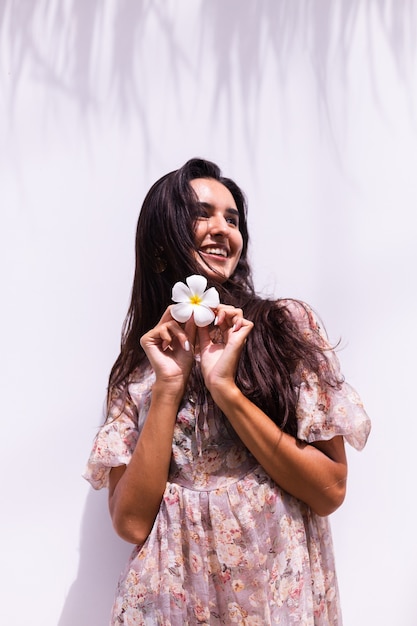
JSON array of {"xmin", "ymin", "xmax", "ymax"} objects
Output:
[
  {"xmin": 172, "ymin": 281, "xmax": 191, "ymax": 303},
  {"xmin": 186, "ymin": 274, "xmax": 207, "ymax": 296},
  {"xmin": 171, "ymin": 302, "xmax": 193, "ymax": 323},
  {"xmin": 201, "ymin": 286, "xmax": 220, "ymax": 308},
  {"xmin": 193, "ymin": 305, "xmax": 215, "ymax": 327}
]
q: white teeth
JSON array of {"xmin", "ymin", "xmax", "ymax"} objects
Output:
[{"xmin": 203, "ymin": 248, "xmax": 227, "ymax": 257}]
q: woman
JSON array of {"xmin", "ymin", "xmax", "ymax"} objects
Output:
[{"xmin": 84, "ymin": 158, "xmax": 371, "ymax": 625}]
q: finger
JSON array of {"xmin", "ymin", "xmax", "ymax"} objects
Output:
[
  {"xmin": 197, "ymin": 324, "xmax": 212, "ymax": 351},
  {"xmin": 219, "ymin": 317, "xmax": 253, "ymax": 345},
  {"xmin": 227, "ymin": 318, "xmax": 253, "ymax": 341},
  {"xmin": 156, "ymin": 325, "xmax": 175, "ymax": 352},
  {"xmin": 159, "ymin": 307, "xmax": 197, "ymax": 351},
  {"xmin": 162, "ymin": 321, "xmax": 193, "ymax": 352},
  {"xmin": 215, "ymin": 306, "xmax": 244, "ymax": 331},
  {"xmin": 184, "ymin": 317, "xmax": 197, "ymax": 352},
  {"xmin": 142, "ymin": 320, "xmax": 192, "ymax": 353}
]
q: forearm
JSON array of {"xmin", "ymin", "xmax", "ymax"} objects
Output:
[
  {"xmin": 211, "ymin": 384, "xmax": 347, "ymax": 516},
  {"xmin": 109, "ymin": 384, "xmax": 181, "ymax": 544}
]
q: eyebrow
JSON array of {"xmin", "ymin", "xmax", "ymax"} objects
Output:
[{"xmin": 197, "ymin": 201, "xmax": 239, "ymax": 217}]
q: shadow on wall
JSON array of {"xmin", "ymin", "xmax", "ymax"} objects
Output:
[
  {"xmin": 58, "ymin": 489, "xmax": 132, "ymax": 626},
  {"xmin": 1, "ymin": 0, "xmax": 415, "ymax": 127}
]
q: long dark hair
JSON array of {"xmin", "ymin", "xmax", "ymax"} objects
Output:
[{"xmin": 108, "ymin": 158, "xmax": 339, "ymax": 436}]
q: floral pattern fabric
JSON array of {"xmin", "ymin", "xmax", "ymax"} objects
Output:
[{"xmin": 84, "ymin": 302, "xmax": 371, "ymax": 625}]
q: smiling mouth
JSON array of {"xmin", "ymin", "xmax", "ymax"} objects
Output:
[{"xmin": 200, "ymin": 247, "xmax": 228, "ymax": 258}]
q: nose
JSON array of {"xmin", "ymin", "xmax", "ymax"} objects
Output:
[{"xmin": 208, "ymin": 213, "xmax": 230, "ymax": 237}]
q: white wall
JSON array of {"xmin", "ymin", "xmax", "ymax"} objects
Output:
[{"xmin": 1, "ymin": 1, "xmax": 416, "ymax": 624}]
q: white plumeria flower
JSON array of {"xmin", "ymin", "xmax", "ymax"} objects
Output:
[{"xmin": 171, "ymin": 275, "xmax": 220, "ymax": 327}]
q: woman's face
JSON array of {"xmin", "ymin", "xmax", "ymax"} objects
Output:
[{"xmin": 191, "ymin": 178, "xmax": 243, "ymax": 283}]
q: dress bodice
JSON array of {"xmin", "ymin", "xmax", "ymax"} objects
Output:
[{"xmin": 169, "ymin": 396, "xmax": 258, "ymax": 491}]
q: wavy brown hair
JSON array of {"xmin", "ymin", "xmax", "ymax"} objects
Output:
[{"xmin": 108, "ymin": 158, "xmax": 340, "ymax": 436}]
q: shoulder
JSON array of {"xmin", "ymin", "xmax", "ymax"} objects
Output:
[
  {"xmin": 243, "ymin": 295, "xmax": 330, "ymax": 349},
  {"xmin": 126, "ymin": 365, "xmax": 155, "ymax": 400},
  {"xmin": 277, "ymin": 297, "xmax": 314, "ymax": 319},
  {"xmin": 276, "ymin": 298, "xmax": 328, "ymax": 341},
  {"xmin": 107, "ymin": 364, "xmax": 154, "ymax": 422}
]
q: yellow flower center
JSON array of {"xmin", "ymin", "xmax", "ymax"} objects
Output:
[{"xmin": 190, "ymin": 294, "xmax": 202, "ymax": 305}]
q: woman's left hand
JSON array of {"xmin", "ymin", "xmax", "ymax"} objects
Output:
[{"xmin": 198, "ymin": 304, "xmax": 253, "ymax": 393}]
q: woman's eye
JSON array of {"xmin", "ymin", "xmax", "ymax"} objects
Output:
[
  {"xmin": 226, "ymin": 216, "xmax": 239, "ymax": 227},
  {"xmin": 195, "ymin": 206, "xmax": 209, "ymax": 219}
]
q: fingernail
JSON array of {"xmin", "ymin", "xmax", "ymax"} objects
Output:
[
  {"xmin": 232, "ymin": 324, "xmax": 236, "ymax": 331},
  {"xmin": 214, "ymin": 316, "xmax": 219, "ymax": 326},
  {"xmin": 184, "ymin": 340, "xmax": 190, "ymax": 352}
]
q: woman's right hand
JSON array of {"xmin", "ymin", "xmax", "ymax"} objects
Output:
[{"xmin": 140, "ymin": 306, "xmax": 196, "ymax": 396}]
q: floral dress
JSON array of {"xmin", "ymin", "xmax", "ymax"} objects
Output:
[{"xmin": 83, "ymin": 303, "xmax": 371, "ymax": 626}]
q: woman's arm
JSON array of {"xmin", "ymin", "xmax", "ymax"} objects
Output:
[
  {"xmin": 210, "ymin": 383, "xmax": 347, "ymax": 516},
  {"xmin": 198, "ymin": 314, "xmax": 347, "ymax": 516},
  {"xmin": 108, "ymin": 308, "xmax": 196, "ymax": 545},
  {"xmin": 108, "ymin": 384, "xmax": 183, "ymax": 545}
]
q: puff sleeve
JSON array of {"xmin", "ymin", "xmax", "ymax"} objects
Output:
[
  {"xmin": 83, "ymin": 380, "xmax": 140, "ymax": 490},
  {"xmin": 284, "ymin": 300, "xmax": 371, "ymax": 450}
]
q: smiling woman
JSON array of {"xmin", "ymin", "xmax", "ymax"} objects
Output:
[
  {"xmin": 191, "ymin": 177, "xmax": 244, "ymax": 283},
  {"xmin": 83, "ymin": 158, "xmax": 371, "ymax": 625}
]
